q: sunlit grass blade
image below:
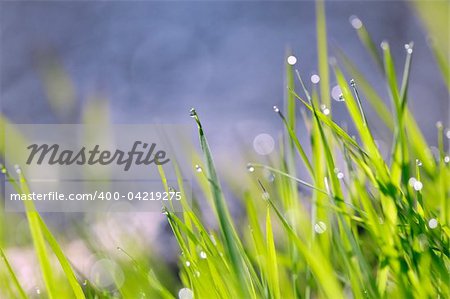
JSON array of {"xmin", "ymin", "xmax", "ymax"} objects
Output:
[
  {"xmin": 349, "ymin": 15, "xmax": 383, "ymax": 71},
  {"xmin": 0, "ymin": 248, "xmax": 27, "ymax": 299},
  {"xmin": 265, "ymin": 208, "xmax": 280, "ymax": 299},
  {"xmin": 262, "ymin": 187, "xmax": 344, "ymax": 298},
  {"xmin": 288, "ymin": 88, "xmax": 364, "ymax": 153},
  {"xmin": 189, "ymin": 108, "xmax": 254, "ymax": 298},
  {"xmin": 273, "ymin": 106, "xmax": 313, "ymax": 178},
  {"xmin": 13, "ymin": 170, "xmax": 58, "ymax": 299},
  {"xmin": 335, "ymin": 48, "xmax": 394, "ymax": 131},
  {"xmin": 37, "ymin": 217, "xmax": 86, "ymax": 299},
  {"xmin": 5, "ymin": 166, "xmax": 85, "ymax": 299}
]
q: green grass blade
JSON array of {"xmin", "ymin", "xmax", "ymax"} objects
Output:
[
  {"xmin": 0, "ymin": 248, "xmax": 27, "ymax": 299},
  {"xmin": 349, "ymin": 15, "xmax": 384, "ymax": 71},
  {"xmin": 189, "ymin": 108, "xmax": 253, "ymax": 298},
  {"xmin": 15, "ymin": 173, "xmax": 58, "ymax": 299},
  {"xmin": 36, "ymin": 217, "xmax": 86, "ymax": 299},
  {"xmin": 265, "ymin": 208, "xmax": 280, "ymax": 299},
  {"xmin": 274, "ymin": 106, "xmax": 313, "ymax": 177}
]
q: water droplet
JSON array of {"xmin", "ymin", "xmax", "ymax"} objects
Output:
[
  {"xmin": 436, "ymin": 121, "xmax": 443, "ymax": 129},
  {"xmin": 195, "ymin": 270, "xmax": 200, "ymax": 277},
  {"xmin": 262, "ymin": 192, "xmax": 270, "ymax": 201},
  {"xmin": 189, "ymin": 108, "xmax": 197, "ymax": 118},
  {"xmin": 380, "ymin": 41, "xmax": 389, "ymax": 50},
  {"xmin": 314, "ymin": 221, "xmax": 327, "ymax": 234},
  {"xmin": 413, "ymin": 180, "xmax": 423, "ymax": 191},
  {"xmin": 14, "ymin": 165, "xmax": 21, "ymax": 174},
  {"xmin": 178, "ymin": 287, "xmax": 194, "ymax": 299},
  {"xmin": 199, "ymin": 251, "xmax": 207, "ymax": 259},
  {"xmin": 273, "ymin": 105, "xmax": 280, "ymax": 113},
  {"xmin": 404, "ymin": 43, "xmax": 413, "ymax": 54},
  {"xmin": 408, "ymin": 177, "xmax": 417, "ymax": 187},
  {"xmin": 0, "ymin": 164, "xmax": 6, "ymax": 174},
  {"xmin": 338, "ymin": 94, "xmax": 345, "ymax": 102},
  {"xmin": 195, "ymin": 164, "xmax": 202, "ymax": 173},
  {"xmin": 444, "ymin": 156, "xmax": 450, "ymax": 164},
  {"xmin": 320, "ymin": 104, "xmax": 330, "ymax": 115},
  {"xmin": 428, "ymin": 218, "xmax": 438, "ymax": 229},
  {"xmin": 83, "ymin": 280, "xmax": 88, "ymax": 286},
  {"xmin": 287, "ymin": 55, "xmax": 297, "ymax": 65},
  {"xmin": 36, "ymin": 288, "xmax": 41, "ymax": 295},
  {"xmin": 350, "ymin": 79, "xmax": 355, "ymax": 87},
  {"xmin": 331, "ymin": 85, "xmax": 343, "ymax": 101},
  {"xmin": 247, "ymin": 163, "xmax": 255, "ymax": 173},
  {"xmin": 349, "ymin": 15, "xmax": 362, "ymax": 29},
  {"xmin": 161, "ymin": 206, "xmax": 169, "ymax": 215},
  {"xmin": 445, "ymin": 129, "xmax": 450, "ymax": 139},
  {"xmin": 416, "ymin": 159, "xmax": 423, "ymax": 167},
  {"xmin": 334, "ymin": 168, "xmax": 344, "ymax": 179},
  {"xmin": 185, "ymin": 261, "xmax": 191, "ymax": 267},
  {"xmin": 267, "ymin": 172, "xmax": 275, "ymax": 182},
  {"xmin": 310, "ymin": 74, "xmax": 320, "ymax": 84}
]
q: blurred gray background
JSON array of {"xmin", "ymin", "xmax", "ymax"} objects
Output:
[{"xmin": 1, "ymin": 1, "xmax": 448, "ymax": 163}]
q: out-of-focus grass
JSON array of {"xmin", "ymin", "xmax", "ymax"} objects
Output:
[{"xmin": 0, "ymin": 1, "xmax": 449, "ymax": 298}]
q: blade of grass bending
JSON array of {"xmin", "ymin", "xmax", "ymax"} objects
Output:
[
  {"xmin": 288, "ymin": 88, "xmax": 366, "ymax": 154},
  {"xmin": 189, "ymin": 108, "xmax": 253, "ymax": 298},
  {"xmin": 349, "ymin": 15, "xmax": 384, "ymax": 71},
  {"xmin": 13, "ymin": 167, "xmax": 86, "ymax": 299},
  {"xmin": 0, "ymin": 248, "xmax": 27, "ymax": 299},
  {"xmin": 250, "ymin": 163, "xmax": 327, "ymax": 194},
  {"xmin": 274, "ymin": 106, "xmax": 313, "ymax": 177},
  {"xmin": 11, "ymin": 168, "xmax": 58, "ymax": 299},
  {"xmin": 37, "ymin": 217, "xmax": 86, "ymax": 299},
  {"xmin": 335, "ymin": 48, "xmax": 394, "ymax": 131}
]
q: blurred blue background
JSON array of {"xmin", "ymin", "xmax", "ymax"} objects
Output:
[{"xmin": 1, "ymin": 1, "xmax": 448, "ymax": 162}]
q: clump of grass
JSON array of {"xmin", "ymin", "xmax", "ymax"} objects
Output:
[{"xmin": 0, "ymin": 1, "xmax": 449, "ymax": 298}]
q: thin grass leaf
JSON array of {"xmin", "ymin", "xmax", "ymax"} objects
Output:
[
  {"xmin": 265, "ymin": 208, "xmax": 280, "ymax": 299},
  {"xmin": 37, "ymin": 217, "xmax": 86, "ymax": 299},
  {"xmin": 189, "ymin": 108, "xmax": 254, "ymax": 298},
  {"xmin": 0, "ymin": 248, "xmax": 27, "ymax": 299}
]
